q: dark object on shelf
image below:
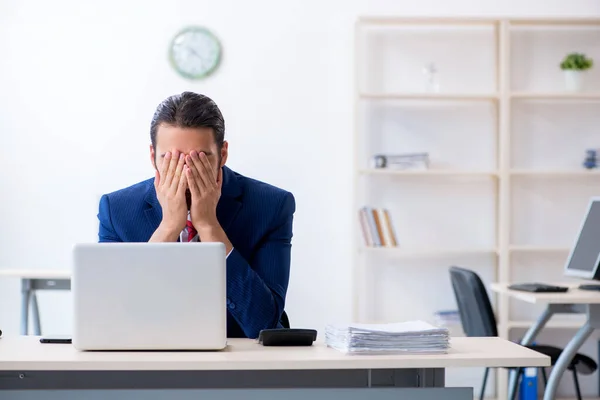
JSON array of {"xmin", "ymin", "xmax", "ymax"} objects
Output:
[
  {"xmin": 370, "ymin": 153, "xmax": 430, "ymax": 170},
  {"xmin": 579, "ymin": 284, "xmax": 600, "ymax": 291},
  {"xmin": 448, "ymin": 266, "xmax": 597, "ymax": 400},
  {"xmin": 372, "ymin": 155, "xmax": 387, "ymax": 168},
  {"xmin": 583, "ymin": 149, "xmax": 597, "ymax": 169},
  {"xmin": 508, "ymin": 283, "xmax": 569, "ymax": 293}
]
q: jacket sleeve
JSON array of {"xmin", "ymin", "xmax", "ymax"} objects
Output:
[
  {"xmin": 98, "ymin": 194, "xmax": 122, "ymax": 243},
  {"xmin": 225, "ymin": 192, "xmax": 295, "ymax": 338}
]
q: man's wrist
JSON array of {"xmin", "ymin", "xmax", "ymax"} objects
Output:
[
  {"xmin": 193, "ymin": 216, "xmax": 220, "ymax": 233},
  {"xmin": 151, "ymin": 223, "xmax": 181, "ymax": 242},
  {"xmin": 195, "ymin": 222, "xmax": 220, "ymax": 237},
  {"xmin": 195, "ymin": 221, "xmax": 234, "ymax": 255}
]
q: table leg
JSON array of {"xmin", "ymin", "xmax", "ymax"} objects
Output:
[
  {"xmin": 31, "ymin": 291, "xmax": 42, "ymax": 335},
  {"xmin": 20, "ymin": 279, "xmax": 32, "ymax": 335},
  {"xmin": 507, "ymin": 305, "xmax": 554, "ymax": 400},
  {"xmin": 543, "ymin": 322, "xmax": 594, "ymax": 400}
]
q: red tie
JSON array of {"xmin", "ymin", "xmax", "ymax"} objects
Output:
[{"xmin": 186, "ymin": 220, "xmax": 197, "ymax": 242}]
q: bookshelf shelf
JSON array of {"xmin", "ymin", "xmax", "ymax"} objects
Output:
[
  {"xmin": 509, "ymin": 18, "xmax": 600, "ymax": 26},
  {"xmin": 354, "ymin": 16, "xmax": 600, "ymax": 400},
  {"xmin": 510, "ymin": 170, "xmax": 600, "ymax": 177},
  {"xmin": 510, "ymin": 92, "xmax": 600, "ymax": 100},
  {"xmin": 360, "ymin": 93, "xmax": 499, "ymax": 101},
  {"xmin": 360, "ymin": 169, "xmax": 499, "ymax": 177},
  {"xmin": 358, "ymin": 16, "xmax": 600, "ymax": 27},
  {"xmin": 359, "ymin": 247, "xmax": 498, "ymax": 257},
  {"xmin": 508, "ymin": 245, "xmax": 571, "ymax": 253},
  {"xmin": 358, "ymin": 16, "xmax": 499, "ymax": 26}
]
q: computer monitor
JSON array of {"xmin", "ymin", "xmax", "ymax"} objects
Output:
[{"xmin": 564, "ymin": 197, "xmax": 600, "ymax": 281}]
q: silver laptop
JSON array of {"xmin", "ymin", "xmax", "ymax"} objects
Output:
[{"xmin": 72, "ymin": 242, "xmax": 227, "ymax": 351}]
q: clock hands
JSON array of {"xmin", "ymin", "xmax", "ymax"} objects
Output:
[
  {"xmin": 186, "ymin": 47, "xmax": 207, "ymax": 71},
  {"xmin": 188, "ymin": 47, "xmax": 201, "ymax": 58},
  {"xmin": 170, "ymin": 27, "xmax": 221, "ymax": 79}
]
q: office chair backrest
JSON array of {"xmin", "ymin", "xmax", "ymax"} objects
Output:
[
  {"xmin": 281, "ymin": 311, "xmax": 290, "ymax": 329},
  {"xmin": 448, "ymin": 266, "xmax": 498, "ymax": 337}
]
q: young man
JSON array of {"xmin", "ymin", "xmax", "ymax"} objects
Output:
[{"xmin": 97, "ymin": 92, "xmax": 295, "ymax": 339}]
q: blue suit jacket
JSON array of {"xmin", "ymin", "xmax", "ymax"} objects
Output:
[{"xmin": 97, "ymin": 166, "xmax": 295, "ymax": 339}]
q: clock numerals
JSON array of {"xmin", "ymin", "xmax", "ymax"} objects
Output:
[{"xmin": 169, "ymin": 27, "xmax": 222, "ymax": 80}]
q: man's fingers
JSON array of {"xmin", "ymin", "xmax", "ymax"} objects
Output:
[
  {"xmin": 187, "ymin": 153, "xmax": 206, "ymax": 191},
  {"xmin": 199, "ymin": 152, "xmax": 217, "ymax": 188},
  {"xmin": 159, "ymin": 152, "xmax": 170, "ymax": 177},
  {"xmin": 171, "ymin": 152, "xmax": 185, "ymax": 190},
  {"xmin": 191, "ymin": 151, "xmax": 211, "ymax": 189},
  {"xmin": 186, "ymin": 167, "xmax": 200, "ymax": 195},
  {"xmin": 159, "ymin": 152, "xmax": 171, "ymax": 187},
  {"xmin": 154, "ymin": 170, "xmax": 160, "ymax": 188},
  {"xmin": 164, "ymin": 150, "xmax": 180, "ymax": 188},
  {"xmin": 177, "ymin": 165, "xmax": 188, "ymax": 194}
]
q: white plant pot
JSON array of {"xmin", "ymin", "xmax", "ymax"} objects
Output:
[{"xmin": 564, "ymin": 70, "xmax": 585, "ymax": 92}]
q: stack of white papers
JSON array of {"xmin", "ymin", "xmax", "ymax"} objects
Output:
[{"xmin": 325, "ymin": 320, "xmax": 450, "ymax": 355}]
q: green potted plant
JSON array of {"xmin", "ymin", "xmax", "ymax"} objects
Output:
[{"xmin": 560, "ymin": 52, "xmax": 593, "ymax": 91}]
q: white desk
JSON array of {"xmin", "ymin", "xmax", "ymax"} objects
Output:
[
  {"xmin": 0, "ymin": 336, "xmax": 549, "ymax": 399},
  {"xmin": 0, "ymin": 269, "xmax": 71, "ymax": 335},
  {"xmin": 491, "ymin": 282, "xmax": 600, "ymax": 400}
]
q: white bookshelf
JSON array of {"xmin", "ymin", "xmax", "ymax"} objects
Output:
[
  {"xmin": 360, "ymin": 247, "xmax": 498, "ymax": 258},
  {"xmin": 510, "ymin": 169, "xmax": 600, "ymax": 176},
  {"xmin": 354, "ymin": 16, "xmax": 600, "ymax": 400},
  {"xmin": 511, "ymin": 92, "xmax": 600, "ymax": 100},
  {"xmin": 508, "ymin": 245, "xmax": 571, "ymax": 253},
  {"xmin": 359, "ymin": 168, "xmax": 499, "ymax": 177},
  {"xmin": 360, "ymin": 93, "xmax": 500, "ymax": 101}
]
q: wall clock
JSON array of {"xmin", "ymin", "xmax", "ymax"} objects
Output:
[{"xmin": 169, "ymin": 26, "xmax": 222, "ymax": 80}]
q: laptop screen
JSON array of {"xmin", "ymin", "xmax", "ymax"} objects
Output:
[{"xmin": 565, "ymin": 199, "xmax": 600, "ymax": 278}]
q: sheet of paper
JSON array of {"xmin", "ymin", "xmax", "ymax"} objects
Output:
[{"xmin": 324, "ymin": 320, "xmax": 450, "ymax": 355}]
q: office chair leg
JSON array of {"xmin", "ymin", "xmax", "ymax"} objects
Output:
[
  {"xmin": 572, "ymin": 369, "xmax": 582, "ymax": 400},
  {"xmin": 540, "ymin": 367, "xmax": 547, "ymax": 386},
  {"xmin": 511, "ymin": 368, "xmax": 523, "ymax": 400},
  {"xmin": 479, "ymin": 367, "xmax": 489, "ymax": 400}
]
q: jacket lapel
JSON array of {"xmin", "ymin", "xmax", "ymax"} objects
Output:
[{"xmin": 216, "ymin": 166, "xmax": 242, "ymax": 233}]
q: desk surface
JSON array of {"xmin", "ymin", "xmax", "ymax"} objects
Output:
[
  {"xmin": 0, "ymin": 336, "xmax": 549, "ymax": 371},
  {"xmin": 0, "ymin": 269, "xmax": 71, "ymax": 279},
  {"xmin": 491, "ymin": 282, "xmax": 600, "ymax": 304}
]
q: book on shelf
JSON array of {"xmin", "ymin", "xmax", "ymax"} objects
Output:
[
  {"xmin": 359, "ymin": 207, "xmax": 398, "ymax": 247},
  {"xmin": 371, "ymin": 153, "xmax": 430, "ymax": 170}
]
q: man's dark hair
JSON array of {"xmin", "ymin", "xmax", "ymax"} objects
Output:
[{"xmin": 150, "ymin": 91, "xmax": 225, "ymax": 151}]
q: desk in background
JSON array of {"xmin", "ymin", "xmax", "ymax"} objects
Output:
[
  {"xmin": 0, "ymin": 269, "xmax": 71, "ymax": 335},
  {"xmin": 491, "ymin": 282, "xmax": 600, "ymax": 400},
  {"xmin": 0, "ymin": 336, "xmax": 548, "ymax": 400}
]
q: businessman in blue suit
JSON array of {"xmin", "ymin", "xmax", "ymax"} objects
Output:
[{"xmin": 97, "ymin": 92, "xmax": 295, "ymax": 339}]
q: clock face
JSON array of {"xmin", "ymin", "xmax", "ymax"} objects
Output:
[{"xmin": 169, "ymin": 27, "xmax": 221, "ymax": 80}]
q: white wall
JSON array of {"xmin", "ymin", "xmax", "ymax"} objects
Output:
[{"xmin": 1, "ymin": 0, "xmax": 600, "ymax": 398}]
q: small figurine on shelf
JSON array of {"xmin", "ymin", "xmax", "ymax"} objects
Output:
[
  {"xmin": 422, "ymin": 62, "xmax": 440, "ymax": 93},
  {"xmin": 583, "ymin": 149, "xmax": 597, "ymax": 169},
  {"xmin": 370, "ymin": 153, "xmax": 430, "ymax": 170},
  {"xmin": 372, "ymin": 155, "xmax": 387, "ymax": 169}
]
